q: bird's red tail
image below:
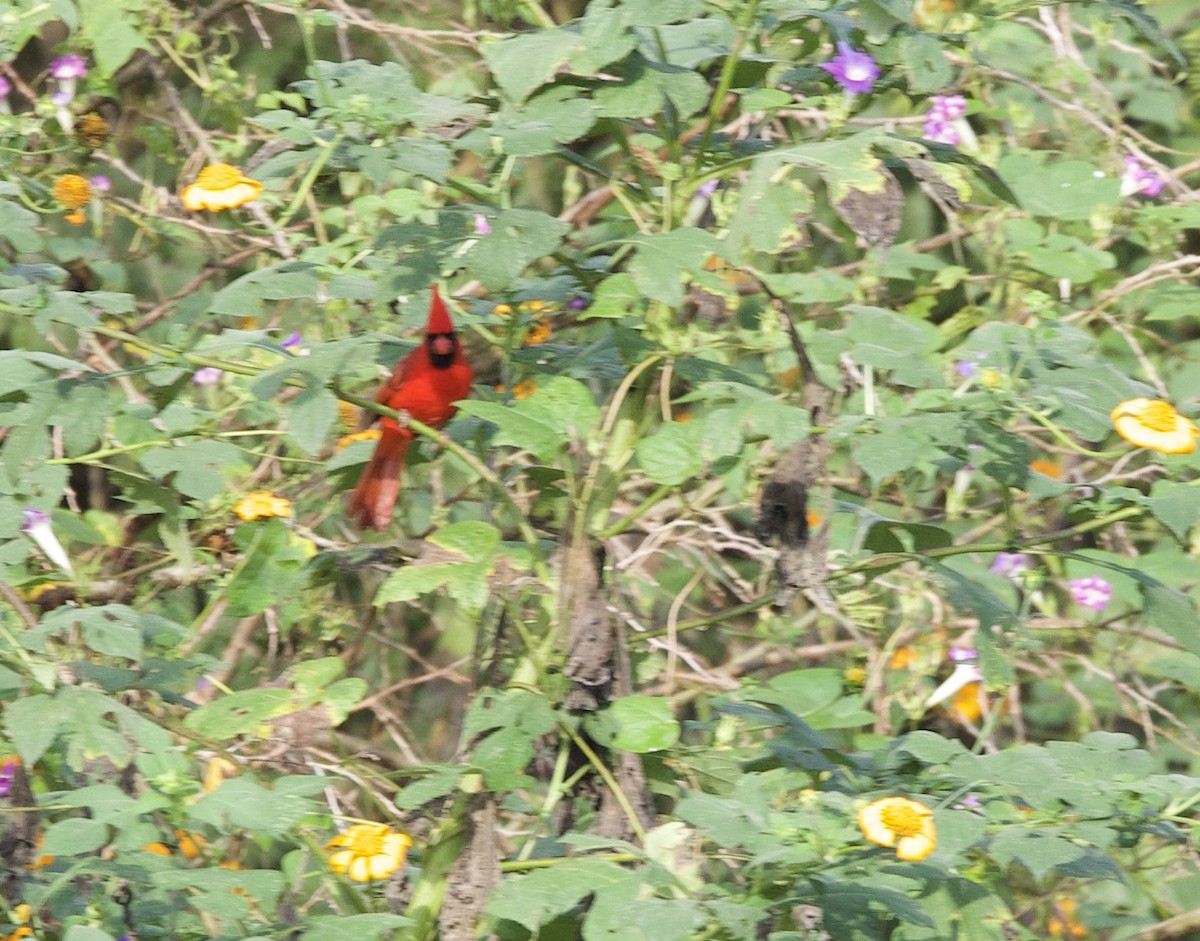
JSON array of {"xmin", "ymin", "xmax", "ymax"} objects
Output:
[{"xmin": 346, "ymin": 428, "xmax": 412, "ymax": 531}]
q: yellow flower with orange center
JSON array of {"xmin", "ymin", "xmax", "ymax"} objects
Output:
[
  {"xmin": 326, "ymin": 823, "xmax": 412, "ymax": 882},
  {"xmin": 337, "ymin": 429, "xmax": 382, "ymax": 451},
  {"xmin": 181, "ymin": 163, "xmax": 263, "ymax": 212},
  {"xmin": 1111, "ymin": 398, "xmax": 1198, "ymax": 455},
  {"xmin": 857, "ymin": 796, "xmax": 937, "ymax": 861},
  {"xmin": 53, "ymin": 174, "xmax": 91, "ymax": 209},
  {"xmin": 232, "ymin": 491, "xmax": 292, "ymax": 521}
]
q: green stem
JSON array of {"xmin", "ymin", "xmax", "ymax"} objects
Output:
[
  {"xmin": 561, "ymin": 721, "xmax": 647, "ymax": 843},
  {"xmin": 692, "ymin": 0, "xmax": 760, "ymax": 169}
]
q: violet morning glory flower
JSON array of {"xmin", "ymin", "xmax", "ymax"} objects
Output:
[
  {"xmin": 473, "ymin": 213, "xmax": 491, "ymax": 236},
  {"xmin": 90, "ymin": 175, "xmax": 112, "ymax": 192},
  {"xmin": 0, "ymin": 76, "xmax": 10, "ymax": 98},
  {"xmin": 192, "ymin": 366, "xmax": 223, "ymax": 385},
  {"xmin": 989, "ymin": 551, "xmax": 1029, "ymax": 577},
  {"xmin": 21, "ymin": 508, "xmax": 72, "ymax": 575},
  {"xmin": 1120, "ymin": 156, "xmax": 1166, "ymax": 198},
  {"xmin": 1069, "ymin": 575, "xmax": 1112, "ymax": 612},
  {"xmin": 281, "ymin": 331, "xmax": 309, "ymax": 356},
  {"xmin": 0, "ymin": 758, "xmax": 16, "ymax": 797},
  {"xmin": 49, "ymin": 56, "xmax": 87, "ymax": 80},
  {"xmin": 819, "ymin": 42, "xmax": 880, "ymax": 95}
]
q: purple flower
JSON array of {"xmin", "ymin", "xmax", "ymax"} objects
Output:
[
  {"xmin": 928, "ymin": 94, "xmax": 967, "ymax": 121},
  {"xmin": 568, "ymin": 296, "xmax": 590, "ymax": 310},
  {"xmin": 1069, "ymin": 575, "xmax": 1112, "ymax": 612},
  {"xmin": 989, "ymin": 552, "xmax": 1030, "ymax": 577},
  {"xmin": 0, "ymin": 758, "xmax": 17, "ymax": 798},
  {"xmin": 955, "ymin": 360, "xmax": 978, "ymax": 378},
  {"xmin": 192, "ymin": 366, "xmax": 223, "ymax": 385},
  {"xmin": 819, "ymin": 42, "xmax": 880, "ymax": 95},
  {"xmin": 21, "ymin": 508, "xmax": 72, "ymax": 575},
  {"xmin": 923, "ymin": 119, "xmax": 960, "ymax": 146},
  {"xmin": 472, "ymin": 213, "xmax": 491, "ymax": 236},
  {"xmin": 0, "ymin": 76, "xmax": 10, "ymax": 98},
  {"xmin": 1120, "ymin": 156, "xmax": 1166, "ymax": 198},
  {"xmin": 280, "ymin": 331, "xmax": 309, "ymax": 355},
  {"xmin": 948, "ymin": 645, "xmax": 976, "ymax": 663},
  {"xmin": 955, "ymin": 794, "xmax": 982, "ymax": 811},
  {"xmin": 90, "ymin": 175, "xmax": 112, "ymax": 192},
  {"xmin": 696, "ymin": 179, "xmax": 720, "ymax": 199},
  {"xmin": 50, "ymin": 56, "xmax": 87, "ymax": 80}
]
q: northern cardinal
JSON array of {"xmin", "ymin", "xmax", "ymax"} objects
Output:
[{"xmin": 347, "ymin": 285, "xmax": 474, "ymax": 530}]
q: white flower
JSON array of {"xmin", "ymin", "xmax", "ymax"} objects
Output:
[{"xmin": 21, "ymin": 508, "xmax": 73, "ymax": 576}]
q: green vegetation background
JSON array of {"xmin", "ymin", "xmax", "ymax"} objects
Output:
[{"xmin": 2, "ymin": 0, "xmax": 1200, "ymax": 937}]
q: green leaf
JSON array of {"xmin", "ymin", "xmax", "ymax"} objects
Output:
[
  {"xmin": 624, "ymin": 229, "xmax": 721, "ymax": 307},
  {"xmin": 458, "ymin": 400, "xmax": 564, "ymax": 462},
  {"xmin": 5, "ymin": 693, "xmax": 62, "ymax": 766},
  {"xmin": 427, "ymin": 520, "xmax": 501, "ymax": 560},
  {"xmin": 63, "ymin": 929, "xmax": 118, "ymax": 941},
  {"xmin": 301, "ymin": 915, "xmax": 412, "ymax": 941},
  {"xmin": 483, "ymin": 28, "xmax": 578, "ymax": 102},
  {"xmin": 462, "ymin": 209, "xmax": 571, "ymax": 289},
  {"xmin": 585, "ymin": 273, "xmax": 643, "ymax": 320},
  {"xmin": 986, "ymin": 828, "xmax": 1086, "ymax": 881},
  {"xmin": 1145, "ymin": 481, "xmax": 1200, "ymax": 541},
  {"xmin": 475, "ymin": 726, "xmax": 535, "ymax": 790},
  {"xmin": 41, "ymin": 817, "xmax": 109, "ymax": 856},
  {"xmin": 996, "ymin": 154, "xmax": 1119, "ymax": 221},
  {"xmin": 901, "ymin": 32, "xmax": 953, "ymax": 94},
  {"xmin": 287, "ymin": 385, "xmax": 338, "ymax": 455},
  {"xmin": 189, "ymin": 777, "xmax": 323, "ymax": 838},
  {"xmin": 184, "ymin": 689, "xmax": 294, "ymax": 739},
  {"xmin": 609, "ymin": 696, "xmax": 680, "ymax": 752},
  {"xmin": 395, "ymin": 765, "xmax": 463, "ymax": 811},
  {"xmin": 595, "ymin": 57, "xmax": 710, "ymax": 119},
  {"xmin": 209, "ymin": 263, "xmax": 323, "ymax": 317},
  {"xmin": 636, "ymin": 421, "xmax": 703, "ymax": 486},
  {"xmin": 487, "ymin": 860, "xmax": 630, "ymax": 931}
]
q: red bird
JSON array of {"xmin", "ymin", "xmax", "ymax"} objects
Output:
[{"xmin": 347, "ymin": 285, "xmax": 474, "ymax": 531}]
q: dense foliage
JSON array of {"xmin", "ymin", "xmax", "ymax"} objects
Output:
[{"xmin": 2, "ymin": 0, "xmax": 1200, "ymax": 938}]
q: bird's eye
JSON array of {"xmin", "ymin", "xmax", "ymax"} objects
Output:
[{"xmin": 430, "ymin": 335, "xmax": 456, "ymax": 356}]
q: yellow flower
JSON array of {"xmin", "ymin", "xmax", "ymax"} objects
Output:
[
  {"xmin": 843, "ymin": 666, "xmax": 866, "ymax": 686},
  {"xmin": 857, "ymin": 796, "xmax": 937, "ymax": 861},
  {"xmin": 326, "ymin": 823, "xmax": 412, "ymax": 882},
  {"xmin": 1048, "ymin": 897, "xmax": 1087, "ymax": 938},
  {"xmin": 1028, "ymin": 458, "xmax": 1063, "ymax": 479},
  {"xmin": 232, "ymin": 491, "xmax": 292, "ymax": 521},
  {"xmin": 176, "ymin": 829, "xmax": 206, "ymax": 860},
  {"xmin": 1, "ymin": 928, "xmax": 31, "ymax": 941},
  {"xmin": 203, "ymin": 756, "xmax": 238, "ymax": 793},
  {"xmin": 948, "ymin": 681, "xmax": 983, "ymax": 723},
  {"xmin": 337, "ymin": 399, "xmax": 359, "ymax": 431},
  {"xmin": 64, "ymin": 210, "xmax": 86, "ymax": 225},
  {"xmin": 523, "ymin": 320, "xmax": 551, "ymax": 346},
  {"xmin": 77, "ymin": 112, "xmax": 110, "ymax": 149},
  {"xmin": 493, "ymin": 304, "xmax": 513, "ymax": 317},
  {"xmin": 53, "ymin": 174, "xmax": 91, "ymax": 209},
  {"xmin": 336, "ymin": 429, "xmax": 382, "ymax": 451},
  {"xmin": 26, "ymin": 833, "xmax": 54, "ymax": 871},
  {"xmin": 181, "ymin": 163, "xmax": 263, "ymax": 212},
  {"xmin": 512, "ymin": 378, "xmax": 537, "ymax": 400},
  {"xmin": 1111, "ymin": 398, "xmax": 1198, "ymax": 455}
]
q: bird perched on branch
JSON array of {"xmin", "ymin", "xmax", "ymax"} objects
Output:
[{"xmin": 347, "ymin": 286, "xmax": 474, "ymax": 531}]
